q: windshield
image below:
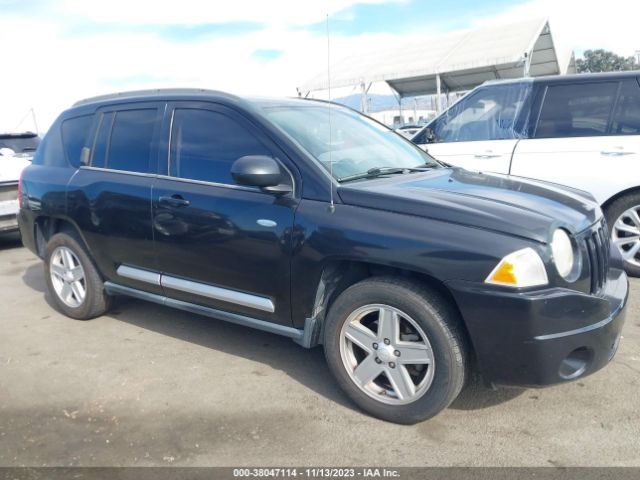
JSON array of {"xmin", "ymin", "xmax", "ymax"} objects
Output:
[{"xmin": 261, "ymin": 103, "xmax": 439, "ymax": 181}]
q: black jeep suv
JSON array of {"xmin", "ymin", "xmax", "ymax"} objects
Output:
[{"xmin": 18, "ymin": 89, "xmax": 628, "ymax": 424}]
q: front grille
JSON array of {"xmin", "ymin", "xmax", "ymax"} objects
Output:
[
  {"xmin": 584, "ymin": 220, "xmax": 609, "ymax": 294},
  {"xmin": 0, "ymin": 183, "xmax": 18, "ymax": 203}
]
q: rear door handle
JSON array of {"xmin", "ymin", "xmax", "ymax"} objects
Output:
[
  {"xmin": 159, "ymin": 195, "xmax": 190, "ymax": 208},
  {"xmin": 474, "ymin": 153, "xmax": 501, "ymax": 159}
]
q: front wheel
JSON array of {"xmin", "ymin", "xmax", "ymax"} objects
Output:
[
  {"xmin": 605, "ymin": 193, "xmax": 640, "ymax": 277},
  {"xmin": 323, "ymin": 277, "xmax": 468, "ymax": 424}
]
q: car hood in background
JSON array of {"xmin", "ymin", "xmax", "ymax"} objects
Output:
[
  {"xmin": 337, "ymin": 168, "xmax": 601, "ymax": 243},
  {"xmin": 0, "ymin": 155, "xmax": 31, "ymax": 184}
]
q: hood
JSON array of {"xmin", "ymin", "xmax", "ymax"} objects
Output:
[{"xmin": 337, "ymin": 168, "xmax": 601, "ymax": 243}]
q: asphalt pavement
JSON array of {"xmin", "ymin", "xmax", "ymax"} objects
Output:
[{"xmin": 0, "ymin": 234, "xmax": 638, "ymax": 466}]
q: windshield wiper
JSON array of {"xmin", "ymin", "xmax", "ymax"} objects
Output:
[{"xmin": 338, "ymin": 166, "xmax": 433, "ymax": 183}]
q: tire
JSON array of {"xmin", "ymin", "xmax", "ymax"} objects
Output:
[
  {"xmin": 44, "ymin": 231, "xmax": 111, "ymax": 320},
  {"xmin": 323, "ymin": 276, "xmax": 468, "ymax": 424},
  {"xmin": 604, "ymin": 193, "xmax": 640, "ymax": 277}
]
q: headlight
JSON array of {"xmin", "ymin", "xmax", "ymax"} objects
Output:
[
  {"xmin": 551, "ymin": 228, "xmax": 574, "ymax": 279},
  {"xmin": 485, "ymin": 248, "xmax": 548, "ymax": 288}
]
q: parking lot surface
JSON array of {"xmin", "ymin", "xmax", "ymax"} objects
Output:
[{"xmin": 0, "ymin": 235, "xmax": 639, "ymax": 467}]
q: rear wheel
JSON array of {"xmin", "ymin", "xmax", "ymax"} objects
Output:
[
  {"xmin": 605, "ymin": 193, "xmax": 640, "ymax": 277},
  {"xmin": 44, "ymin": 232, "xmax": 111, "ymax": 319},
  {"xmin": 323, "ymin": 277, "xmax": 468, "ymax": 424}
]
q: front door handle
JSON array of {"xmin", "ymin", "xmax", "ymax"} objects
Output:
[
  {"xmin": 474, "ymin": 152, "xmax": 501, "ymax": 159},
  {"xmin": 159, "ymin": 195, "xmax": 190, "ymax": 208},
  {"xmin": 601, "ymin": 150, "xmax": 634, "ymax": 156}
]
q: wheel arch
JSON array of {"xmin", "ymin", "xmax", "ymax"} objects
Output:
[
  {"xmin": 307, "ymin": 259, "xmax": 477, "ymax": 364},
  {"xmin": 601, "ymin": 186, "xmax": 640, "ymax": 213},
  {"xmin": 34, "ymin": 216, "xmax": 92, "ymax": 259}
]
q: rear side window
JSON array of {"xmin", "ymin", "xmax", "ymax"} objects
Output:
[
  {"xmin": 107, "ymin": 109, "xmax": 157, "ymax": 173},
  {"xmin": 61, "ymin": 115, "xmax": 93, "ymax": 167},
  {"xmin": 90, "ymin": 108, "xmax": 157, "ymax": 173},
  {"xmin": 534, "ymin": 82, "xmax": 618, "ymax": 138},
  {"xmin": 611, "ymin": 80, "xmax": 640, "ymax": 135},
  {"xmin": 169, "ymin": 108, "xmax": 270, "ymax": 185}
]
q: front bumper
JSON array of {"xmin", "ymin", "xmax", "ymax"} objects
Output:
[{"xmin": 446, "ymin": 264, "xmax": 628, "ymax": 387}]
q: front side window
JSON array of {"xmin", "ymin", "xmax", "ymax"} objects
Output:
[
  {"xmin": 262, "ymin": 103, "xmax": 438, "ymax": 181},
  {"xmin": 534, "ymin": 82, "xmax": 618, "ymax": 138},
  {"xmin": 421, "ymin": 84, "xmax": 530, "ymax": 143},
  {"xmin": 169, "ymin": 108, "xmax": 271, "ymax": 185}
]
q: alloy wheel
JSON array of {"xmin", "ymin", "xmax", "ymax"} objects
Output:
[
  {"xmin": 612, "ymin": 205, "xmax": 640, "ymax": 269},
  {"xmin": 339, "ymin": 304, "xmax": 435, "ymax": 405},
  {"xmin": 49, "ymin": 246, "xmax": 87, "ymax": 308}
]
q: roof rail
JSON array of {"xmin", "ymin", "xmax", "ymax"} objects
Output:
[{"xmin": 72, "ymin": 88, "xmax": 231, "ymax": 107}]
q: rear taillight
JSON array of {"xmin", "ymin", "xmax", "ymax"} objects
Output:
[{"xmin": 18, "ymin": 170, "xmax": 24, "ymax": 208}]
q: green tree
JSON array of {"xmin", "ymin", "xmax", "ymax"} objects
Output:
[{"xmin": 577, "ymin": 49, "xmax": 639, "ymax": 73}]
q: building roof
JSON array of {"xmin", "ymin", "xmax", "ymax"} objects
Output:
[{"xmin": 299, "ymin": 17, "xmax": 565, "ymax": 97}]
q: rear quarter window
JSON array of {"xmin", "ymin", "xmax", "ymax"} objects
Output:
[{"xmin": 61, "ymin": 114, "xmax": 93, "ymax": 167}]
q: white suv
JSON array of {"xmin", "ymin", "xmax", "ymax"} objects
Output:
[{"xmin": 412, "ymin": 71, "xmax": 640, "ymax": 276}]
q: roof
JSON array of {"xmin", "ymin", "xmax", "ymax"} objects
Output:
[
  {"xmin": 299, "ymin": 17, "xmax": 564, "ymax": 97},
  {"xmin": 482, "ymin": 69, "xmax": 640, "ymax": 87},
  {"xmin": 70, "ymin": 89, "xmax": 335, "ymax": 114}
]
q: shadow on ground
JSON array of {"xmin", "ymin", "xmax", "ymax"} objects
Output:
[{"xmin": 21, "ymin": 261, "xmax": 525, "ymax": 414}]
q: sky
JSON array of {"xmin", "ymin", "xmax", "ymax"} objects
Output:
[{"xmin": 0, "ymin": 0, "xmax": 638, "ymax": 133}]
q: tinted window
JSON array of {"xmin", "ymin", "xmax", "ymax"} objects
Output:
[
  {"xmin": 90, "ymin": 112, "xmax": 113, "ymax": 168},
  {"xmin": 61, "ymin": 115, "xmax": 93, "ymax": 167},
  {"xmin": 611, "ymin": 80, "xmax": 640, "ymax": 135},
  {"xmin": 535, "ymin": 82, "xmax": 618, "ymax": 138},
  {"xmin": 106, "ymin": 109, "xmax": 157, "ymax": 173},
  {"xmin": 170, "ymin": 108, "xmax": 270, "ymax": 184},
  {"xmin": 415, "ymin": 84, "xmax": 530, "ymax": 144}
]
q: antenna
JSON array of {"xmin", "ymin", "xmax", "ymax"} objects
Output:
[
  {"xmin": 326, "ymin": 14, "xmax": 335, "ymax": 213},
  {"xmin": 11, "ymin": 107, "xmax": 38, "ymax": 134}
]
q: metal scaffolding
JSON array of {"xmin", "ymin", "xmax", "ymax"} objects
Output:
[{"xmin": 298, "ymin": 17, "xmax": 573, "ymax": 113}]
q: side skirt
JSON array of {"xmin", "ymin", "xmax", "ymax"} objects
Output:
[{"xmin": 103, "ymin": 282, "xmax": 318, "ymax": 348}]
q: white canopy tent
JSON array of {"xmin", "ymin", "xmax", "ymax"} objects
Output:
[{"xmin": 298, "ymin": 18, "xmax": 573, "ymax": 113}]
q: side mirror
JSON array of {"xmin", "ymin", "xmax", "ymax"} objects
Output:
[
  {"xmin": 424, "ymin": 127, "xmax": 436, "ymax": 143},
  {"xmin": 231, "ymin": 155, "xmax": 291, "ymax": 195}
]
